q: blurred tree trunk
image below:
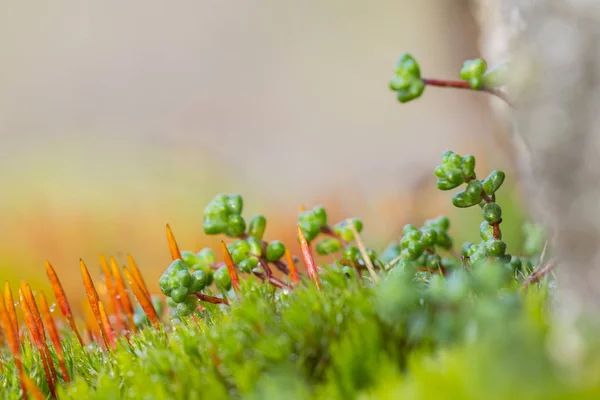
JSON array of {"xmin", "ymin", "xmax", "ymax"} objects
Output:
[{"xmin": 475, "ymin": 1, "xmax": 600, "ymax": 328}]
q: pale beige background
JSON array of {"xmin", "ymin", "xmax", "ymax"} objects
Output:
[{"xmin": 0, "ymin": 1, "xmax": 503, "ymax": 297}]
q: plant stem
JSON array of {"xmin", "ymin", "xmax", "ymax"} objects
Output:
[
  {"xmin": 421, "ymin": 78, "xmax": 512, "ymax": 107},
  {"xmin": 480, "ymin": 190, "xmax": 502, "ymax": 240},
  {"xmin": 195, "ymin": 293, "xmax": 230, "ymax": 306},
  {"xmin": 523, "ymin": 259, "xmax": 556, "ymax": 289},
  {"xmin": 251, "ymin": 271, "xmax": 292, "ymax": 290}
]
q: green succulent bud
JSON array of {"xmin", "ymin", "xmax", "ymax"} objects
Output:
[
  {"xmin": 452, "ymin": 191, "xmax": 475, "ymax": 208},
  {"xmin": 405, "ymin": 230, "xmax": 421, "ymax": 242},
  {"xmin": 246, "ymin": 237, "xmax": 263, "ymax": 257},
  {"xmin": 266, "ymin": 241, "xmax": 286, "ymax": 262},
  {"xmin": 343, "ymin": 245, "xmax": 361, "ymax": 263},
  {"xmin": 189, "ymin": 270, "xmax": 210, "ymax": 293},
  {"xmin": 468, "ymin": 76, "xmax": 483, "ymax": 90},
  {"xmin": 238, "ymin": 258, "xmax": 259, "ymax": 273},
  {"xmin": 452, "ymin": 180, "xmax": 483, "ymax": 208},
  {"xmin": 482, "ymin": 203, "xmax": 502, "ymax": 224},
  {"xmin": 485, "ymin": 239, "xmax": 507, "ymax": 257},
  {"xmin": 466, "ymin": 243, "xmax": 479, "ymax": 257},
  {"xmin": 437, "ymin": 178, "xmax": 459, "ymax": 191},
  {"xmin": 172, "ymin": 296, "xmax": 198, "ymax": 318},
  {"xmin": 459, "ymin": 58, "xmax": 487, "ymax": 81},
  {"xmin": 159, "ymin": 274, "xmax": 173, "ymax": 296},
  {"xmin": 316, "ymin": 238, "xmax": 342, "ymax": 255},
  {"xmin": 403, "ymin": 224, "xmax": 418, "ymax": 235},
  {"xmin": 333, "ymin": 218, "xmax": 364, "ymax": 241},
  {"xmin": 470, "ymin": 245, "xmax": 488, "ymax": 266},
  {"xmin": 228, "ymin": 240, "xmax": 251, "ymax": 264},
  {"xmin": 461, "ymin": 242, "xmax": 474, "ymax": 257},
  {"xmin": 396, "ymin": 82, "xmax": 425, "ymax": 103},
  {"xmin": 170, "ymin": 287, "xmax": 189, "ymax": 303},
  {"xmin": 214, "ymin": 266, "xmax": 232, "ymax": 291},
  {"xmin": 299, "ymin": 210, "xmax": 322, "ymax": 242},
  {"xmin": 447, "ymin": 153, "xmax": 462, "ymax": 168},
  {"xmin": 445, "ymin": 168, "xmax": 465, "ymax": 186},
  {"xmin": 226, "ymin": 214, "xmax": 246, "ymax": 237},
  {"xmin": 203, "ymin": 194, "xmax": 228, "ymax": 217},
  {"xmin": 432, "ymin": 216, "xmax": 450, "ymax": 231},
  {"xmin": 434, "ymin": 165, "xmax": 446, "ymax": 179},
  {"xmin": 480, "ymin": 221, "xmax": 496, "ymax": 241},
  {"xmin": 248, "ymin": 215, "xmax": 267, "ymax": 239},
  {"xmin": 204, "ymin": 270, "xmax": 214, "ymax": 286},
  {"xmin": 461, "ymin": 155, "xmax": 476, "ymax": 178},
  {"xmin": 466, "ymin": 179, "xmax": 483, "ymax": 198},
  {"xmin": 389, "ymin": 75, "xmax": 412, "ymax": 91},
  {"xmin": 312, "ymin": 206, "xmax": 328, "ymax": 227},
  {"xmin": 395, "ymin": 53, "xmax": 421, "ymax": 77},
  {"xmin": 406, "ymin": 241, "xmax": 425, "ymax": 260},
  {"xmin": 175, "ymin": 270, "xmax": 192, "ymax": 289},
  {"xmin": 203, "ymin": 217, "xmax": 228, "ymax": 235},
  {"xmin": 420, "ymin": 229, "xmax": 438, "ymax": 247},
  {"xmin": 225, "ymin": 194, "xmax": 243, "ymax": 215},
  {"xmin": 408, "ymin": 79, "xmax": 425, "ymax": 98},
  {"xmin": 181, "ymin": 251, "xmax": 198, "ymax": 266},
  {"xmin": 170, "ymin": 259, "xmax": 188, "ymax": 272},
  {"xmin": 482, "ymin": 170, "xmax": 506, "ymax": 196},
  {"xmin": 434, "ymin": 230, "xmax": 453, "ymax": 250},
  {"xmin": 196, "ymin": 248, "xmax": 216, "ymax": 267},
  {"xmin": 441, "ymin": 150, "xmax": 454, "ymax": 163}
]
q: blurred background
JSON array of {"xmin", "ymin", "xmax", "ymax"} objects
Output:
[{"xmin": 0, "ymin": 0, "xmax": 525, "ymax": 310}]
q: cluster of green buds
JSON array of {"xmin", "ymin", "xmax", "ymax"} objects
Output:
[
  {"xmin": 298, "ymin": 206, "xmax": 328, "ymax": 242},
  {"xmin": 459, "ymin": 58, "xmax": 509, "ymax": 90},
  {"xmin": 459, "ymin": 59, "xmax": 488, "ymax": 90},
  {"xmin": 226, "ymin": 237, "xmax": 286, "ymax": 274},
  {"xmin": 299, "ymin": 206, "xmax": 378, "ymax": 271},
  {"xmin": 203, "ymin": 194, "xmax": 246, "ymax": 237},
  {"xmin": 159, "ymin": 248, "xmax": 216, "ymax": 318},
  {"xmin": 203, "ymin": 193, "xmax": 287, "ymax": 276},
  {"xmin": 389, "ymin": 53, "xmax": 425, "ymax": 103},
  {"xmin": 434, "ymin": 151, "xmax": 532, "ymax": 273},
  {"xmin": 383, "ymin": 216, "xmax": 452, "ymax": 272},
  {"xmin": 434, "ymin": 150, "xmax": 505, "ymax": 209}
]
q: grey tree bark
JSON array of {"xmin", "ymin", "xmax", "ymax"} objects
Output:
[{"xmin": 475, "ymin": 0, "xmax": 600, "ymax": 338}]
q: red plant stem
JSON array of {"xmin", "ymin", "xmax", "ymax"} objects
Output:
[
  {"xmin": 523, "ymin": 259, "xmax": 556, "ymax": 289},
  {"xmin": 209, "ymin": 261, "xmax": 292, "ymax": 290},
  {"xmin": 258, "ymin": 258, "xmax": 273, "ymax": 280},
  {"xmin": 273, "ymin": 260, "xmax": 290, "ymax": 275},
  {"xmin": 421, "ymin": 78, "xmax": 513, "ymax": 107},
  {"xmin": 479, "ymin": 190, "xmax": 502, "ymax": 240},
  {"xmin": 195, "ymin": 293, "xmax": 230, "ymax": 306},
  {"xmin": 252, "ymin": 271, "xmax": 292, "ymax": 290}
]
